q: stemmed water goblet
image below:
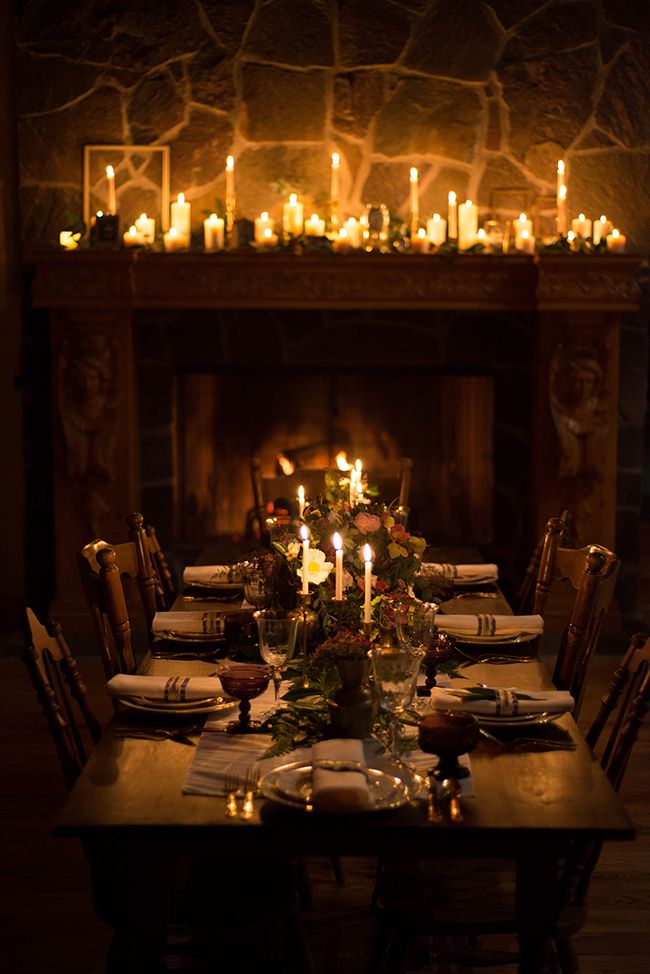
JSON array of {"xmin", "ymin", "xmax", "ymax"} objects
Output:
[
  {"xmin": 370, "ymin": 646, "xmax": 425, "ymax": 762},
  {"xmin": 242, "ymin": 563, "xmax": 274, "ymax": 610},
  {"xmin": 218, "ymin": 663, "xmax": 272, "ymax": 733},
  {"xmin": 418, "ymin": 711, "xmax": 479, "ymax": 781},
  {"xmin": 253, "ymin": 611, "xmax": 298, "ymax": 704},
  {"xmin": 395, "ymin": 602, "xmax": 454, "ymax": 688}
]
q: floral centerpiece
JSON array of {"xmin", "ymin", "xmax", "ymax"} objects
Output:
[{"xmin": 273, "ymin": 472, "xmax": 427, "ymax": 633}]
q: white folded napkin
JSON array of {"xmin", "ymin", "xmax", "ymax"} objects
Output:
[
  {"xmin": 183, "ymin": 565, "xmax": 241, "ymax": 586},
  {"xmin": 419, "ymin": 563, "xmax": 498, "ymax": 583},
  {"xmin": 311, "ymin": 739, "xmax": 370, "ymax": 812},
  {"xmin": 435, "ymin": 614, "xmax": 543, "ymax": 637},
  {"xmin": 107, "ymin": 673, "xmax": 224, "ymax": 701},
  {"xmin": 431, "ymin": 685, "xmax": 573, "ymax": 716},
  {"xmin": 152, "ymin": 611, "xmax": 223, "ymax": 635}
]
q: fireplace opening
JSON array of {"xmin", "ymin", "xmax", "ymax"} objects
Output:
[{"xmin": 174, "ymin": 368, "xmax": 494, "ymax": 546}]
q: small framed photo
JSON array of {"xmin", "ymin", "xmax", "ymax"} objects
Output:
[
  {"xmin": 489, "ymin": 188, "xmax": 533, "ymax": 221},
  {"xmin": 83, "ymin": 144, "xmax": 171, "ymax": 232},
  {"xmin": 532, "ymin": 195, "xmax": 558, "ymax": 241}
]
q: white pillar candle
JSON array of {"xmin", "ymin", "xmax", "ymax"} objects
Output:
[
  {"xmin": 105, "ymin": 165, "xmax": 116, "ymax": 214},
  {"xmin": 593, "ymin": 214, "xmax": 612, "ymax": 246},
  {"xmin": 304, "ymin": 213, "xmax": 325, "ymax": 236},
  {"xmin": 363, "ymin": 544, "xmax": 373, "ymax": 624},
  {"xmin": 163, "ymin": 226, "xmax": 185, "ymax": 252},
  {"xmin": 607, "ymin": 229, "xmax": 626, "ymax": 253},
  {"xmin": 59, "ymin": 230, "xmax": 80, "ymax": 250},
  {"xmin": 514, "ymin": 212, "xmax": 534, "ymax": 250},
  {"xmin": 409, "ymin": 167, "xmax": 419, "ymax": 232},
  {"xmin": 411, "ymin": 227, "xmax": 430, "ymax": 253},
  {"xmin": 557, "ymin": 183, "xmax": 568, "ymax": 236},
  {"xmin": 254, "ymin": 212, "xmax": 274, "ymax": 243},
  {"xmin": 333, "ymin": 532, "xmax": 343, "ymax": 601},
  {"xmin": 203, "ymin": 213, "xmax": 224, "ymax": 251},
  {"xmin": 344, "ymin": 217, "xmax": 361, "ymax": 248},
  {"xmin": 298, "ymin": 484, "xmax": 305, "ymax": 519},
  {"xmin": 123, "ymin": 224, "xmax": 143, "ymax": 248},
  {"xmin": 556, "ymin": 160, "xmax": 567, "ymax": 235},
  {"xmin": 447, "ymin": 191, "xmax": 458, "ymax": 241},
  {"xmin": 331, "ymin": 151, "xmax": 340, "ymax": 230},
  {"xmin": 426, "ymin": 213, "xmax": 446, "ymax": 247},
  {"xmin": 283, "ymin": 193, "xmax": 304, "ymax": 236},
  {"xmin": 571, "ymin": 213, "xmax": 592, "ymax": 239},
  {"xmin": 171, "ymin": 193, "xmax": 191, "ymax": 241},
  {"xmin": 458, "ymin": 199, "xmax": 478, "ymax": 250},
  {"xmin": 519, "ymin": 228, "xmax": 535, "ymax": 254},
  {"xmin": 333, "ymin": 227, "xmax": 352, "ymax": 253},
  {"xmin": 300, "ymin": 525, "xmax": 310, "ymax": 595},
  {"xmin": 261, "ymin": 226, "xmax": 278, "ymax": 247},
  {"xmin": 134, "ymin": 212, "xmax": 155, "ymax": 244}
]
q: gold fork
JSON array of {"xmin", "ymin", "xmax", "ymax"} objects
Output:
[
  {"xmin": 240, "ymin": 768, "xmax": 260, "ymax": 821},
  {"xmin": 224, "ymin": 772, "xmax": 240, "ymax": 818}
]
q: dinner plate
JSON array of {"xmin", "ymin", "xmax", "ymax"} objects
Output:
[
  {"xmin": 185, "ymin": 580, "xmax": 243, "ymax": 591},
  {"xmin": 446, "ymin": 631, "xmax": 538, "ymax": 646},
  {"xmin": 118, "ymin": 694, "xmax": 237, "ymax": 716},
  {"xmin": 260, "ymin": 760, "xmax": 423, "ymax": 813},
  {"xmin": 475, "ymin": 710, "xmax": 564, "ymax": 727}
]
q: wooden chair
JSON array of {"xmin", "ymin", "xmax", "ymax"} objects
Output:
[
  {"xmin": 370, "ymin": 638, "xmax": 650, "ymax": 974},
  {"xmin": 144, "ymin": 521, "xmax": 177, "ymax": 608},
  {"xmin": 533, "ymin": 519, "xmax": 620, "ymax": 717},
  {"xmin": 515, "ymin": 509, "xmax": 573, "ymax": 614},
  {"xmin": 22, "ymin": 607, "xmax": 102, "ymax": 789}
]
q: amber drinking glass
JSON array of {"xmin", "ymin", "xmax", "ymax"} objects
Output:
[{"xmin": 219, "ymin": 663, "xmax": 272, "ymax": 733}]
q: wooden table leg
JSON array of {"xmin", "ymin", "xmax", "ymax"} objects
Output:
[{"xmin": 516, "ymin": 852, "xmax": 562, "ymax": 974}]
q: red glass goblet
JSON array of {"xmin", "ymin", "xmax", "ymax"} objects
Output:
[
  {"xmin": 423, "ymin": 633, "xmax": 456, "ymax": 690},
  {"xmin": 418, "ymin": 710, "xmax": 479, "ymax": 780},
  {"xmin": 219, "ymin": 663, "xmax": 272, "ymax": 734}
]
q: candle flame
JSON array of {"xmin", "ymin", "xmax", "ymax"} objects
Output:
[
  {"xmin": 567, "ymin": 230, "xmax": 575, "ymax": 241},
  {"xmin": 417, "ymin": 228, "xmax": 426, "ymax": 238},
  {"xmin": 557, "ymin": 159, "xmax": 565, "ymax": 174},
  {"xmin": 448, "ymin": 191, "xmax": 456, "ymax": 204},
  {"xmin": 347, "ymin": 217, "xmax": 357, "ymax": 226},
  {"xmin": 477, "ymin": 228, "xmax": 486, "ymax": 239},
  {"xmin": 106, "ymin": 165, "xmax": 114, "ymax": 178},
  {"xmin": 599, "ymin": 214, "xmax": 606, "ymax": 223},
  {"xmin": 311, "ymin": 213, "xmax": 318, "ymax": 221},
  {"xmin": 611, "ymin": 228, "xmax": 620, "ymax": 239},
  {"xmin": 298, "ymin": 484, "xmax": 305, "ymax": 502},
  {"xmin": 300, "ymin": 525, "xmax": 309, "ymax": 541},
  {"xmin": 519, "ymin": 212, "xmax": 527, "ymax": 223},
  {"xmin": 521, "ymin": 229, "xmax": 530, "ymax": 240},
  {"xmin": 263, "ymin": 227, "xmax": 272, "ymax": 239},
  {"xmin": 331, "ymin": 151, "xmax": 340, "ymax": 167},
  {"xmin": 410, "ymin": 167, "xmax": 418, "ymax": 181},
  {"xmin": 261, "ymin": 211, "xmax": 269, "ymax": 220},
  {"xmin": 335, "ymin": 451, "xmax": 351, "ymax": 471},
  {"xmin": 339, "ymin": 227, "xmax": 348, "ymax": 239},
  {"xmin": 169, "ymin": 227, "xmax": 178, "ymax": 238},
  {"xmin": 178, "ymin": 192, "xmax": 185, "ymax": 205},
  {"xmin": 355, "ymin": 458, "xmax": 362, "ymax": 474},
  {"xmin": 333, "ymin": 532, "xmax": 342, "ymax": 551},
  {"xmin": 139, "ymin": 212, "xmax": 147, "ymax": 221},
  {"xmin": 465, "ymin": 199, "xmax": 473, "ymax": 207},
  {"xmin": 209, "ymin": 213, "xmax": 218, "ymax": 224},
  {"xmin": 578, "ymin": 213, "xmax": 586, "ymax": 221},
  {"xmin": 559, "ymin": 184, "xmax": 567, "ymax": 201},
  {"xmin": 226, "ymin": 155, "xmax": 234, "ymax": 170},
  {"xmin": 433, "ymin": 212, "xmax": 440, "ymax": 221},
  {"xmin": 276, "ymin": 452, "xmax": 295, "ymax": 475},
  {"xmin": 128, "ymin": 225, "xmax": 137, "ymax": 236},
  {"xmin": 363, "ymin": 544, "xmax": 372, "ymax": 563},
  {"xmin": 289, "ymin": 193, "xmax": 297, "ymax": 205},
  {"xmin": 96, "ymin": 210, "xmax": 103, "ymax": 217}
]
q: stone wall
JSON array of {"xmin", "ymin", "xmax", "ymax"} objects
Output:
[{"xmin": 14, "ymin": 0, "xmax": 650, "ymax": 252}]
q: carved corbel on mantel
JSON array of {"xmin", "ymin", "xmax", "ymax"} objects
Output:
[{"xmin": 55, "ymin": 331, "xmax": 118, "ymax": 536}]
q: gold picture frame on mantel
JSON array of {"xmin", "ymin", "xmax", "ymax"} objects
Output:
[{"xmin": 83, "ymin": 144, "xmax": 171, "ymax": 232}]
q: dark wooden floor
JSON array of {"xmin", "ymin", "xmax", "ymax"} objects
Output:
[{"xmin": 1, "ymin": 650, "xmax": 649, "ymax": 973}]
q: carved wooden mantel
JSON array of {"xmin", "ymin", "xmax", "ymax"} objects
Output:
[{"xmin": 28, "ymin": 251, "xmax": 643, "ymax": 618}]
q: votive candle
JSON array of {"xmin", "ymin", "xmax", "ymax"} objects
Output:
[
  {"xmin": 519, "ymin": 228, "xmax": 535, "ymax": 254},
  {"xmin": 134, "ymin": 212, "xmax": 155, "ymax": 244},
  {"xmin": 363, "ymin": 544, "xmax": 373, "ymax": 624},
  {"xmin": 163, "ymin": 226, "xmax": 185, "ymax": 252},
  {"xmin": 411, "ymin": 227, "xmax": 430, "ymax": 253},
  {"xmin": 344, "ymin": 217, "xmax": 362, "ymax": 248},
  {"xmin": 333, "ymin": 532, "xmax": 343, "ymax": 601},
  {"xmin": 300, "ymin": 525, "xmax": 310, "ymax": 595},
  {"xmin": 204, "ymin": 213, "xmax": 224, "ymax": 251},
  {"xmin": 123, "ymin": 224, "xmax": 142, "ymax": 248},
  {"xmin": 305, "ymin": 213, "xmax": 325, "ymax": 236},
  {"xmin": 607, "ymin": 229, "xmax": 626, "ymax": 253}
]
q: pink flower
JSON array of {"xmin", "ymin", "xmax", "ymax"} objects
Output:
[
  {"xmin": 391, "ymin": 523, "xmax": 408, "ymax": 543},
  {"xmin": 354, "ymin": 512, "xmax": 381, "ymax": 534}
]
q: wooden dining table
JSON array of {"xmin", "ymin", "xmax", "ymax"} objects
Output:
[{"xmin": 54, "ymin": 554, "xmax": 635, "ymax": 974}]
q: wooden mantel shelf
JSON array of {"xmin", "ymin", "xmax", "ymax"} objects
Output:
[{"xmin": 28, "ymin": 250, "xmax": 643, "ymax": 312}]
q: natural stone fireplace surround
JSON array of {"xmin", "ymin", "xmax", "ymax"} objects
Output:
[{"xmin": 29, "ymin": 250, "xmax": 643, "ymax": 622}]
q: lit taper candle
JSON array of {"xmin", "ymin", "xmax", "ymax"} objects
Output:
[
  {"xmin": 363, "ymin": 544, "xmax": 373, "ymax": 624},
  {"xmin": 106, "ymin": 165, "xmax": 116, "ymax": 214},
  {"xmin": 300, "ymin": 525, "xmax": 310, "ymax": 595},
  {"xmin": 447, "ymin": 191, "xmax": 458, "ymax": 241},
  {"xmin": 298, "ymin": 484, "xmax": 305, "ymax": 519},
  {"xmin": 409, "ymin": 167, "xmax": 419, "ymax": 239},
  {"xmin": 333, "ymin": 532, "xmax": 343, "ymax": 601},
  {"xmin": 557, "ymin": 160, "xmax": 567, "ymax": 235},
  {"xmin": 225, "ymin": 155, "xmax": 235, "ymax": 236}
]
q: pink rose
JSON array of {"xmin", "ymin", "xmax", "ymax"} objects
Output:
[
  {"xmin": 391, "ymin": 523, "xmax": 408, "ymax": 542},
  {"xmin": 354, "ymin": 512, "xmax": 381, "ymax": 534}
]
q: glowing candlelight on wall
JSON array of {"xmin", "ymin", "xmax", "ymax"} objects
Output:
[
  {"xmin": 298, "ymin": 484, "xmax": 305, "ymax": 519},
  {"xmin": 300, "ymin": 525, "xmax": 310, "ymax": 595},
  {"xmin": 333, "ymin": 532, "xmax": 343, "ymax": 601},
  {"xmin": 364, "ymin": 544, "xmax": 373, "ymax": 624},
  {"xmin": 105, "ymin": 165, "xmax": 116, "ymax": 214},
  {"xmin": 447, "ymin": 191, "xmax": 458, "ymax": 241}
]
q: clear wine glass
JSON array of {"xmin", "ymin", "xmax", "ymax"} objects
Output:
[
  {"xmin": 395, "ymin": 602, "xmax": 439, "ymax": 651},
  {"xmin": 370, "ymin": 646, "xmax": 425, "ymax": 761},
  {"xmin": 242, "ymin": 564, "xmax": 274, "ymax": 610},
  {"xmin": 253, "ymin": 611, "xmax": 298, "ymax": 703}
]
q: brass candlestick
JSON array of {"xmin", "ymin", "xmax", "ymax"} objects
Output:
[
  {"xmin": 225, "ymin": 196, "xmax": 236, "ymax": 239},
  {"xmin": 289, "ymin": 593, "xmax": 318, "ymax": 688}
]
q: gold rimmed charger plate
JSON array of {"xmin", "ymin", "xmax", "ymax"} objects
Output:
[
  {"xmin": 260, "ymin": 760, "xmax": 423, "ymax": 813},
  {"xmin": 118, "ymin": 694, "xmax": 236, "ymax": 716}
]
